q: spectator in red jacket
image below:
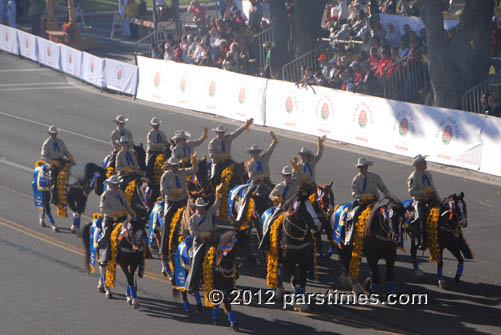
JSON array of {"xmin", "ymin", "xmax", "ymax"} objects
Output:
[
  {"xmin": 377, "ymin": 47, "xmax": 393, "ymax": 77},
  {"xmin": 368, "ymin": 46, "xmax": 380, "ymax": 72}
]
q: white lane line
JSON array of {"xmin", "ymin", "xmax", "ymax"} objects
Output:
[
  {"xmin": 0, "ymin": 111, "xmax": 110, "ymax": 145},
  {"xmin": 0, "ymin": 68, "xmax": 49, "ymax": 72},
  {"xmin": 0, "ymin": 158, "xmax": 33, "ymax": 173},
  {"xmin": 0, "ymin": 82, "xmax": 67, "ymax": 87},
  {"xmin": 0, "ymin": 86, "xmax": 76, "ymax": 92}
]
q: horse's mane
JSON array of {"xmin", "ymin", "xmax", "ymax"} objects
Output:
[{"xmin": 364, "ymin": 199, "xmax": 389, "ymax": 237}]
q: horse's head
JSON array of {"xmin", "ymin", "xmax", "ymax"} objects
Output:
[
  {"xmin": 89, "ymin": 165, "xmax": 107, "ymax": 196},
  {"xmin": 366, "ymin": 199, "xmax": 406, "ymax": 243},
  {"xmin": 284, "ymin": 186, "xmax": 319, "ymax": 233},
  {"xmin": 447, "ymin": 192, "xmax": 468, "ymax": 228},
  {"xmin": 125, "ymin": 220, "xmax": 146, "ymax": 251},
  {"xmin": 317, "ymin": 180, "xmax": 335, "ymax": 215},
  {"xmin": 215, "ymin": 230, "xmax": 243, "ymax": 267}
]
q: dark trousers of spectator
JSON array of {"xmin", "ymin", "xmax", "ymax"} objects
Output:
[
  {"xmin": 130, "ymin": 22, "xmax": 138, "ymax": 38},
  {"xmin": 31, "ymin": 15, "xmax": 41, "ymax": 36}
]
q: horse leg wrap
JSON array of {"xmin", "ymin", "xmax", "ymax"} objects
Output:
[
  {"xmin": 212, "ymin": 306, "xmax": 219, "ymax": 321},
  {"xmin": 413, "ymin": 258, "xmax": 419, "ymax": 270},
  {"xmin": 39, "ymin": 208, "xmax": 45, "ymax": 219},
  {"xmin": 228, "ymin": 311, "xmax": 236, "ymax": 325},
  {"xmin": 370, "ymin": 282, "xmax": 379, "ymax": 293},
  {"xmin": 126, "ymin": 286, "xmax": 131, "ymax": 297},
  {"xmin": 194, "ymin": 292, "xmax": 201, "ymax": 304},
  {"xmin": 130, "ymin": 286, "xmax": 137, "ymax": 298},
  {"xmin": 456, "ymin": 264, "xmax": 464, "ymax": 277},
  {"xmin": 437, "ymin": 267, "xmax": 443, "ymax": 280},
  {"xmin": 183, "ymin": 301, "xmax": 191, "ymax": 313},
  {"xmin": 387, "ymin": 282, "xmax": 396, "ymax": 294},
  {"xmin": 48, "ymin": 214, "xmax": 55, "ymax": 225},
  {"xmin": 72, "ymin": 213, "xmax": 81, "ymax": 228}
]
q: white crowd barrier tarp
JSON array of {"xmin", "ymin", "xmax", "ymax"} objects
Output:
[
  {"xmin": 378, "ymin": 13, "xmax": 458, "ymax": 34},
  {"xmin": 479, "ymin": 116, "xmax": 501, "ymax": 176},
  {"xmin": 60, "ymin": 44, "xmax": 83, "ymax": 79},
  {"xmin": 17, "ymin": 30, "xmax": 38, "ymax": 61},
  {"xmin": 136, "ymin": 57, "xmax": 267, "ymax": 125},
  {"xmin": 37, "ymin": 37, "xmax": 61, "ymax": 70},
  {"xmin": 81, "ymin": 51, "xmax": 105, "ymax": 88},
  {"xmin": 0, "ymin": 24, "xmax": 19, "ymax": 55},
  {"xmin": 104, "ymin": 58, "xmax": 138, "ymax": 95}
]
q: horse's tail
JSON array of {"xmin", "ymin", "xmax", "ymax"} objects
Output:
[{"xmin": 82, "ymin": 221, "xmax": 92, "ymax": 274}]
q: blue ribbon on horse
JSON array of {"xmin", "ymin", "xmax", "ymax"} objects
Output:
[
  {"xmin": 227, "ymin": 184, "xmax": 250, "ymax": 220},
  {"xmin": 89, "ymin": 217, "xmax": 103, "ymax": 273},
  {"xmin": 332, "ymin": 203, "xmax": 352, "ymax": 249},
  {"xmin": 173, "ymin": 237, "xmax": 193, "ymax": 290},
  {"xmin": 147, "ymin": 201, "xmax": 164, "ymax": 248},
  {"xmin": 32, "ymin": 166, "xmax": 46, "ymax": 208}
]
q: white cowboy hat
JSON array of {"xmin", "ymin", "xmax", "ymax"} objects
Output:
[
  {"xmin": 171, "ymin": 130, "xmax": 191, "ymax": 141},
  {"xmin": 355, "ymin": 157, "xmax": 373, "ymax": 167},
  {"xmin": 194, "ymin": 197, "xmax": 208, "ymax": 207},
  {"xmin": 115, "ymin": 115, "xmax": 128, "ymax": 123},
  {"xmin": 167, "ymin": 156, "xmax": 180, "ymax": 166},
  {"xmin": 150, "ymin": 117, "xmax": 161, "ymax": 126},
  {"xmin": 280, "ymin": 165, "xmax": 293, "ymax": 175},
  {"xmin": 48, "ymin": 125, "xmax": 58, "ymax": 134},
  {"xmin": 298, "ymin": 146, "xmax": 313, "ymax": 156},
  {"xmin": 212, "ymin": 125, "xmax": 227, "ymax": 133},
  {"xmin": 104, "ymin": 175, "xmax": 120, "ymax": 184},
  {"xmin": 246, "ymin": 144, "xmax": 262, "ymax": 153},
  {"xmin": 412, "ymin": 154, "xmax": 428, "ymax": 166},
  {"xmin": 119, "ymin": 136, "xmax": 129, "ymax": 144}
]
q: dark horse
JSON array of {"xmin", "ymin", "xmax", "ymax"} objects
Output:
[
  {"xmin": 173, "ymin": 230, "xmax": 247, "ymax": 330},
  {"xmin": 263, "ymin": 187, "xmax": 318, "ymax": 311},
  {"xmin": 405, "ymin": 192, "xmax": 471, "ymax": 288},
  {"xmin": 312, "ymin": 181, "xmax": 336, "ymax": 259},
  {"xmin": 362, "ymin": 199, "xmax": 406, "ymax": 294}
]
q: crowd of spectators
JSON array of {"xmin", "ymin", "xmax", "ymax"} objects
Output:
[{"xmin": 150, "ymin": 0, "xmax": 272, "ymax": 75}]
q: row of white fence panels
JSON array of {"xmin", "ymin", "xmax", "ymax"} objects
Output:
[{"xmin": 0, "ymin": 24, "xmax": 138, "ymax": 96}]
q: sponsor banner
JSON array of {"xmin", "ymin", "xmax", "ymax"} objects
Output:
[
  {"xmin": 0, "ymin": 24, "xmax": 19, "ymax": 55},
  {"xmin": 81, "ymin": 51, "xmax": 105, "ymax": 88},
  {"xmin": 479, "ymin": 116, "xmax": 501, "ymax": 176},
  {"xmin": 136, "ymin": 56, "xmax": 171, "ymax": 104},
  {"xmin": 17, "ymin": 29, "xmax": 38, "ymax": 61},
  {"xmin": 104, "ymin": 58, "xmax": 138, "ymax": 96},
  {"xmin": 60, "ymin": 44, "xmax": 83, "ymax": 79},
  {"xmin": 37, "ymin": 37, "xmax": 61, "ymax": 70},
  {"xmin": 379, "ymin": 13, "xmax": 458, "ymax": 35}
]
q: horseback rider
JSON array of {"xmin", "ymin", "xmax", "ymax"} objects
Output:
[
  {"xmin": 171, "ymin": 127, "xmax": 208, "ymax": 166},
  {"xmin": 160, "ymin": 154, "xmax": 199, "ymax": 272},
  {"xmin": 41, "ymin": 125, "xmax": 75, "ymax": 205},
  {"xmin": 347, "ymin": 158, "xmax": 392, "ymax": 244},
  {"xmin": 408, "ymin": 154, "xmax": 440, "ymax": 250},
  {"xmin": 246, "ymin": 131, "xmax": 278, "ymax": 190},
  {"xmin": 111, "ymin": 115, "xmax": 134, "ymax": 152},
  {"xmin": 98, "ymin": 175, "xmax": 136, "ymax": 295},
  {"xmin": 185, "ymin": 186, "xmax": 223, "ymax": 293},
  {"xmin": 269, "ymin": 165, "xmax": 297, "ymax": 206},
  {"xmin": 291, "ymin": 135, "xmax": 326, "ymax": 193},
  {"xmin": 116, "ymin": 136, "xmax": 142, "ymax": 189},
  {"xmin": 146, "ymin": 117, "xmax": 168, "ymax": 179},
  {"xmin": 208, "ymin": 118, "xmax": 253, "ymax": 185}
]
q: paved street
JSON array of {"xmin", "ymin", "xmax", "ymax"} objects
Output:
[{"xmin": 0, "ymin": 52, "xmax": 500, "ymax": 335}]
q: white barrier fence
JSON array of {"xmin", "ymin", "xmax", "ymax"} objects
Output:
[
  {"xmin": 136, "ymin": 56, "xmax": 500, "ymax": 177},
  {"xmin": 0, "ymin": 24, "xmax": 138, "ymax": 96}
]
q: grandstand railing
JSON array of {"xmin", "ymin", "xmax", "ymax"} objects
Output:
[
  {"xmin": 249, "ymin": 26, "xmax": 274, "ymax": 76},
  {"xmin": 381, "ymin": 45, "xmax": 429, "ymax": 104},
  {"xmin": 281, "ymin": 47, "xmax": 322, "ymax": 83},
  {"xmin": 461, "ymin": 61, "xmax": 501, "ymax": 114},
  {"xmin": 134, "ymin": 28, "xmax": 178, "ymax": 57}
]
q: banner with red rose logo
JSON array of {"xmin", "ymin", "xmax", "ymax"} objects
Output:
[
  {"xmin": 60, "ymin": 44, "xmax": 83, "ymax": 79},
  {"xmin": 17, "ymin": 29, "xmax": 37, "ymax": 61},
  {"xmin": 136, "ymin": 56, "xmax": 170, "ymax": 104},
  {"xmin": 0, "ymin": 24, "xmax": 18, "ymax": 55},
  {"xmin": 36, "ymin": 36, "xmax": 60, "ymax": 70},
  {"xmin": 81, "ymin": 51, "xmax": 104, "ymax": 88},
  {"xmin": 103, "ymin": 58, "xmax": 138, "ymax": 96}
]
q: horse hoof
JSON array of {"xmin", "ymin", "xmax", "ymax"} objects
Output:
[
  {"xmin": 70, "ymin": 225, "xmax": 78, "ymax": 234},
  {"xmin": 414, "ymin": 269, "xmax": 425, "ymax": 278},
  {"xmin": 132, "ymin": 298, "xmax": 140, "ymax": 309},
  {"xmin": 127, "ymin": 296, "xmax": 132, "ymax": 305},
  {"xmin": 231, "ymin": 322, "xmax": 239, "ymax": 331},
  {"xmin": 297, "ymin": 303, "xmax": 308, "ymax": 312},
  {"xmin": 105, "ymin": 290, "xmax": 113, "ymax": 299},
  {"xmin": 196, "ymin": 303, "xmax": 203, "ymax": 315},
  {"xmin": 352, "ymin": 282, "xmax": 364, "ymax": 295},
  {"xmin": 212, "ymin": 318, "xmax": 218, "ymax": 325},
  {"xmin": 51, "ymin": 225, "xmax": 58, "ymax": 233},
  {"xmin": 454, "ymin": 275, "xmax": 461, "ymax": 286},
  {"xmin": 39, "ymin": 219, "xmax": 46, "ymax": 227},
  {"xmin": 97, "ymin": 285, "xmax": 105, "ymax": 293},
  {"xmin": 438, "ymin": 279, "xmax": 447, "ymax": 289}
]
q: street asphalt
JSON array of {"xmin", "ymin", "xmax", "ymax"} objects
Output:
[{"xmin": 0, "ymin": 52, "xmax": 500, "ymax": 335}]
